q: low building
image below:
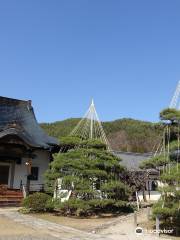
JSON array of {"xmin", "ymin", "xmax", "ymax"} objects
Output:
[
  {"xmin": 0, "ymin": 97, "xmax": 59, "ymax": 192},
  {"xmin": 114, "ymin": 151, "xmax": 161, "ymax": 201},
  {"xmin": 114, "ymin": 151, "xmax": 153, "ymax": 171}
]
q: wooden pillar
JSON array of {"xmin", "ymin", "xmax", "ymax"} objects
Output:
[
  {"xmin": 136, "ymin": 191, "xmax": 140, "ymax": 211},
  {"xmin": 134, "ymin": 211, "xmax": 137, "ymax": 227},
  {"xmin": 10, "ymin": 160, "xmax": 15, "ymax": 188},
  {"xmin": 142, "ymin": 187, "xmax": 147, "ymax": 202},
  {"xmin": 148, "ymin": 179, "xmax": 151, "ymax": 200},
  {"xmin": 26, "ymin": 158, "xmax": 32, "ymax": 196},
  {"xmin": 147, "ymin": 207, "xmax": 151, "ymax": 220}
]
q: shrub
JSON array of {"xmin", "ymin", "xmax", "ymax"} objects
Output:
[
  {"xmin": 88, "ymin": 199, "xmax": 133, "ymax": 213},
  {"xmin": 54, "ymin": 198, "xmax": 133, "ymax": 216},
  {"xmin": 22, "ymin": 192, "xmax": 53, "ymax": 212},
  {"xmin": 54, "ymin": 198, "xmax": 90, "ymax": 216},
  {"xmin": 101, "ymin": 181, "xmax": 131, "ymax": 200},
  {"xmin": 88, "ymin": 199, "xmax": 115, "ymax": 209}
]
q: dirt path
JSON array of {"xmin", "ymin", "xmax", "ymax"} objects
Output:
[
  {"xmin": 98, "ymin": 208, "xmax": 174, "ymax": 240},
  {"xmin": 0, "ymin": 210, "xmax": 61, "ymax": 240},
  {"xmin": 0, "ymin": 208, "xmax": 177, "ymax": 240},
  {"xmin": 0, "ymin": 215, "xmax": 35, "ymax": 235},
  {"xmin": 0, "ymin": 208, "xmax": 109, "ymax": 240},
  {"xmin": 30, "ymin": 213, "xmax": 119, "ymax": 232}
]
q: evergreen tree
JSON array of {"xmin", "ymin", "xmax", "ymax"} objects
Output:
[
  {"xmin": 142, "ymin": 108, "xmax": 180, "ymax": 234},
  {"xmin": 45, "ymin": 137, "xmax": 131, "ymax": 215},
  {"xmin": 153, "ymin": 164, "xmax": 180, "ymax": 234}
]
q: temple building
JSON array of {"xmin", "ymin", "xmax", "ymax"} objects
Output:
[{"xmin": 0, "ymin": 97, "xmax": 59, "ymax": 192}]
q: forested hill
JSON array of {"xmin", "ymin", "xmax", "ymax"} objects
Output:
[{"xmin": 40, "ymin": 118, "xmax": 162, "ymax": 153}]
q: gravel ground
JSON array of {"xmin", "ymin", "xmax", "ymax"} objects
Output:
[
  {"xmin": 98, "ymin": 208, "xmax": 174, "ymax": 240},
  {"xmin": 0, "ymin": 208, "xmax": 178, "ymax": 240},
  {"xmin": 0, "ymin": 236, "xmax": 59, "ymax": 240},
  {"xmin": 0, "ymin": 213, "xmax": 59, "ymax": 240},
  {"xmin": 0, "ymin": 208, "xmax": 109, "ymax": 240},
  {"xmin": 30, "ymin": 213, "xmax": 119, "ymax": 232}
]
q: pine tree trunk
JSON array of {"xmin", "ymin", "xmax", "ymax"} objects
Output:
[{"xmin": 143, "ymin": 188, "xmax": 147, "ymax": 202}]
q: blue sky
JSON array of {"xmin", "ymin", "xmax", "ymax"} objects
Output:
[{"xmin": 0, "ymin": 1, "xmax": 180, "ymax": 123}]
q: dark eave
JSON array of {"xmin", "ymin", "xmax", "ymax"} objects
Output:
[{"xmin": 0, "ymin": 96, "xmax": 59, "ymax": 151}]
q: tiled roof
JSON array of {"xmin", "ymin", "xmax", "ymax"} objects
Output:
[
  {"xmin": 0, "ymin": 96, "xmax": 58, "ymax": 150},
  {"xmin": 113, "ymin": 151, "xmax": 153, "ymax": 170}
]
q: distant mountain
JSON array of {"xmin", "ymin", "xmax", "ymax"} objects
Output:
[{"xmin": 40, "ymin": 118, "xmax": 162, "ymax": 153}]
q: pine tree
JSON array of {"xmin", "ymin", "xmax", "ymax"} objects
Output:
[
  {"xmin": 45, "ymin": 137, "xmax": 132, "ymax": 215},
  {"xmin": 153, "ymin": 164, "xmax": 180, "ymax": 234},
  {"xmin": 142, "ymin": 108, "xmax": 180, "ymax": 234}
]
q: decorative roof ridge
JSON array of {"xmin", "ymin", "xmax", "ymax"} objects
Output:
[{"xmin": 0, "ymin": 96, "xmax": 31, "ymax": 106}]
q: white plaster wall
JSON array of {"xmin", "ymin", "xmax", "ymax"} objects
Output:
[
  {"xmin": 138, "ymin": 191, "xmax": 161, "ymax": 202},
  {"xmin": 13, "ymin": 150, "xmax": 50, "ymax": 191}
]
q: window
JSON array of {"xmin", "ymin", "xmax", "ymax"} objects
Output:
[
  {"xmin": 29, "ymin": 167, "xmax": 39, "ymax": 181},
  {"xmin": 151, "ymin": 181, "xmax": 158, "ymax": 191}
]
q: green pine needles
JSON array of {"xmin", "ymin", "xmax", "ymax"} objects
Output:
[
  {"xmin": 45, "ymin": 137, "xmax": 132, "ymax": 216},
  {"xmin": 142, "ymin": 108, "xmax": 180, "ymax": 234}
]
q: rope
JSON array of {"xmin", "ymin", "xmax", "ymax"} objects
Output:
[
  {"xmin": 177, "ymin": 121, "xmax": 180, "ymax": 171},
  {"xmin": 167, "ymin": 125, "xmax": 171, "ymax": 174},
  {"xmin": 70, "ymin": 100, "xmax": 111, "ymax": 151}
]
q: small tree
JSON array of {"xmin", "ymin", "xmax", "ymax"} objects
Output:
[
  {"xmin": 153, "ymin": 164, "xmax": 180, "ymax": 234},
  {"xmin": 142, "ymin": 108, "xmax": 180, "ymax": 234}
]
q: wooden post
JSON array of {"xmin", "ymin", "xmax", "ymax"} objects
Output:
[
  {"xmin": 148, "ymin": 180, "xmax": 151, "ymax": 200},
  {"xmin": 134, "ymin": 211, "xmax": 137, "ymax": 227},
  {"xmin": 136, "ymin": 191, "xmax": 140, "ymax": 211},
  {"xmin": 142, "ymin": 188, "xmax": 147, "ymax": 202},
  {"xmin": 176, "ymin": 227, "xmax": 179, "ymax": 237},
  {"xmin": 156, "ymin": 215, "xmax": 160, "ymax": 237},
  {"xmin": 147, "ymin": 207, "xmax": 151, "ymax": 220},
  {"xmin": 26, "ymin": 178, "xmax": 30, "ymax": 196}
]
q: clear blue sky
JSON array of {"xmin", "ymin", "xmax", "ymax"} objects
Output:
[{"xmin": 0, "ymin": 1, "xmax": 180, "ymax": 123}]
